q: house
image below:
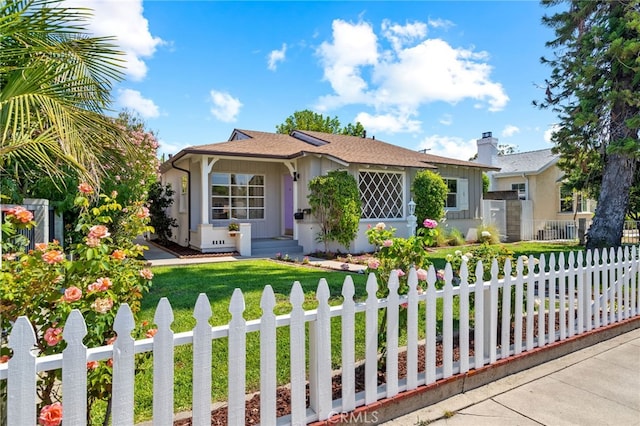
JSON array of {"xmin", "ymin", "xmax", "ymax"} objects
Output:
[
  {"xmin": 159, "ymin": 129, "xmax": 496, "ymax": 255},
  {"xmin": 477, "ymin": 132, "xmax": 595, "ymax": 240}
]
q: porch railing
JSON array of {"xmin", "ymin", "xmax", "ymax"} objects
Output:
[{"xmin": 2, "ymin": 247, "xmax": 639, "ymax": 425}]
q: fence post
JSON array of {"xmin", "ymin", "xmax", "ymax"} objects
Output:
[{"xmin": 8, "ymin": 317, "xmax": 37, "ymax": 426}]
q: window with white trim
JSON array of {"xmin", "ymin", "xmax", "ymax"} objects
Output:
[
  {"xmin": 359, "ymin": 171, "xmax": 404, "ymax": 219},
  {"xmin": 444, "ymin": 178, "xmax": 468, "ymax": 211},
  {"xmin": 559, "ymin": 185, "xmax": 573, "ymax": 213},
  {"xmin": 511, "ymin": 183, "xmax": 526, "ymax": 200},
  {"xmin": 211, "ymin": 173, "xmax": 265, "ymax": 220}
]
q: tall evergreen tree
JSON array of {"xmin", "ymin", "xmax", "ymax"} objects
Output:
[{"xmin": 537, "ymin": 0, "xmax": 640, "ymax": 249}]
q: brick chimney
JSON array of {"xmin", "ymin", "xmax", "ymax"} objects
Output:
[{"xmin": 476, "ymin": 131, "xmax": 498, "ymax": 166}]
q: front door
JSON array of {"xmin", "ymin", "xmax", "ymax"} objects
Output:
[{"xmin": 284, "ymin": 174, "xmax": 293, "ymax": 236}]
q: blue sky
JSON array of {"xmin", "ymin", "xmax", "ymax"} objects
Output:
[{"xmin": 65, "ymin": 1, "xmax": 562, "ymax": 161}]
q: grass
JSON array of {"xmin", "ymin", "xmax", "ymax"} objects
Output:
[{"xmin": 128, "ymin": 241, "xmax": 584, "ymax": 422}]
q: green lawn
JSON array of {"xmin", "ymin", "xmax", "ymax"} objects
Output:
[{"xmin": 129, "ymin": 241, "xmax": 584, "ymax": 422}]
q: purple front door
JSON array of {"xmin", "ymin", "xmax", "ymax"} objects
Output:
[{"xmin": 284, "ymin": 174, "xmax": 293, "ymax": 235}]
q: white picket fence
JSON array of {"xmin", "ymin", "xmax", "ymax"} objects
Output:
[{"xmin": 2, "ymin": 247, "xmax": 640, "ymax": 425}]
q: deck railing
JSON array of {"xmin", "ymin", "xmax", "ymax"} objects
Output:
[{"xmin": 2, "ymin": 247, "xmax": 639, "ymax": 425}]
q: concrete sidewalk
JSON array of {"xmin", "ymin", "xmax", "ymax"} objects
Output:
[{"xmin": 383, "ymin": 327, "xmax": 640, "ymax": 426}]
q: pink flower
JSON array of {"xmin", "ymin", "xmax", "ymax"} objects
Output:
[
  {"xmin": 86, "ymin": 361, "xmax": 99, "ymax": 370},
  {"xmin": 63, "ymin": 286, "xmax": 82, "ymax": 302},
  {"xmin": 111, "ymin": 250, "xmax": 126, "ymax": 260},
  {"xmin": 91, "ymin": 297, "xmax": 113, "ymax": 314},
  {"xmin": 44, "ymin": 327, "xmax": 63, "ymax": 346},
  {"xmin": 146, "ymin": 328, "xmax": 158, "ymax": 338},
  {"xmin": 7, "ymin": 206, "xmax": 34, "ymax": 223},
  {"xmin": 136, "ymin": 206, "xmax": 150, "ymax": 219},
  {"xmin": 367, "ymin": 258, "xmax": 380, "ymax": 270},
  {"xmin": 416, "ymin": 268, "xmax": 428, "ymax": 281},
  {"xmin": 38, "ymin": 402, "xmax": 63, "ymax": 426},
  {"xmin": 2, "ymin": 252, "xmax": 16, "ymax": 261},
  {"xmin": 139, "ymin": 268, "xmax": 154, "ymax": 280},
  {"xmin": 393, "ymin": 269, "xmax": 406, "ymax": 277},
  {"xmin": 0, "ymin": 355, "xmax": 9, "ymax": 363},
  {"xmin": 375, "ymin": 222, "xmax": 386, "ymax": 231},
  {"xmin": 77, "ymin": 182, "xmax": 93, "ymax": 194},
  {"xmin": 436, "ymin": 270, "xmax": 445, "ymax": 281},
  {"xmin": 383, "ymin": 239, "xmax": 393, "ymax": 247},
  {"xmin": 35, "ymin": 242, "xmax": 49, "ymax": 251},
  {"xmin": 105, "ymin": 336, "xmax": 117, "ymax": 345},
  {"xmin": 88, "ymin": 277, "xmax": 112, "ymax": 293},
  {"xmin": 86, "ymin": 237, "xmax": 101, "ymax": 247},
  {"xmin": 88, "ymin": 225, "xmax": 110, "ymax": 239},
  {"xmin": 423, "ymin": 219, "xmax": 438, "ymax": 229},
  {"xmin": 42, "ymin": 250, "xmax": 64, "ymax": 265}
]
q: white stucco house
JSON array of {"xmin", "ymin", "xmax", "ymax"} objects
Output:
[{"xmin": 159, "ymin": 129, "xmax": 496, "ymax": 255}]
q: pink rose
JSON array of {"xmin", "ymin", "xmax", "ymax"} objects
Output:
[
  {"xmin": 42, "ymin": 250, "xmax": 64, "ymax": 264},
  {"xmin": 383, "ymin": 239, "xmax": 393, "ymax": 247},
  {"xmin": 86, "ymin": 237, "xmax": 101, "ymax": 247},
  {"xmin": 393, "ymin": 269, "xmax": 406, "ymax": 277},
  {"xmin": 77, "ymin": 182, "xmax": 93, "ymax": 194},
  {"xmin": 367, "ymin": 258, "xmax": 380, "ymax": 270},
  {"xmin": 91, "ymin": 297, "xmax": 113, "ymax": 314},
  {"xmin": 0, "ymin": 355, "xmax": 9, "ymax": 363},
  {"xmin": 44, "ymin": 327, "xmax": 63, "ymax": 346},
  {"xmin": 63, "ymin": 286, "xmax": 82, "ymax": 302},
  {"xmin": 38, "ymin": 402, "xmax": 63, "ymax": 426},
  {"xmin": 7, "ymin": 206, "xmax": 34, "ymax": 223},
  {"xmin": 86, "ymin": 361, "xmax": 99, "ymax": 370},
  {"xmin": 146, "ymin": 328, "xmax": 158, "ymax": 338},
  {"xmin": 88, "ymin": 225, "xmax": 110, "ymax": 239},
  {"xmin": 416, "ymin": 268, "xmax": 428, "ymax": 281},
  {"xmin": 136, "ymin": 206, "xmax": 150, "ymax": 219},
  {"xmin": 35, "ymin": 242, "xmax": 49, "ymax": 251},
  {"xmin": 88, "ymin": 277, "xmax": 112, "ymax": 293},
  {"xmin": 105, "ymin": 336, "xmax": 117, "ymax": 345},
  {"xmin": 139, "ymin": 268, "xmax": 154, "ymax": 280},
  {"xmin": 423, "ymin": 219, "xmax": 438, "ymax": 229}
]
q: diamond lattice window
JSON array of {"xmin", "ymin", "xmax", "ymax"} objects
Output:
[{"xmin": 359, "ymin": 171, "xmax": 404, "ymax": 219}]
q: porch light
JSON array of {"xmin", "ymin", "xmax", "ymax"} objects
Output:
[
  {"xmin": 407, "ymin": 198, "xmax": 417, "ymax": 236},
  {"xmin": 408, "ymin": 198, "xmax": 416, "ymax": 216}
]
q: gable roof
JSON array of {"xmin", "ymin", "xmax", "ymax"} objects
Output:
[
  {"xmin": 493, "ymin": 148, "xmax": 558, "ymax": 176},
  {"xmin": 163, "ymin": 129, "xmax": 497, "ymax": 171}
]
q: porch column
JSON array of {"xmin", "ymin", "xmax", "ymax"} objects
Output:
[{"xmin": 200, "ymin": 156, "xmax": 217, "ymax": 225}]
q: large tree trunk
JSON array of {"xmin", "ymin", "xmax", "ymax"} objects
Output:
[{"xmin": 586, "ymin": 153, "xmax": 636, "ymax": 249}]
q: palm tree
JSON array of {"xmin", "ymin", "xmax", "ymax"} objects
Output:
[{"xmin": 0, "ymin": 0, "xmax": 131, "ymax": 191}]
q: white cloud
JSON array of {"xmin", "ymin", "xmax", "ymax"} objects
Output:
[
  {"xmin": 209, "ymin": 90, "xmax": 242, "ymax": 122},
  {"xmin": 62, "ymin": 0, "xmax": 164, "ymax": 81},
  {"xmin": 267, "ymin": 43, "xmax": 287, "ymax": 71},
  {"xmin": 315, "ymin": 19, "xmax": 379, "ymax": 111},
  {"xmin": 439, "ymin": 114, "xmax": 453, "ymax": 126},
  {"xmin": 157, "ymin": 138, "xmax": 190, "ymax": 158},
  {"xmin": 381, "ymin": 19, "xmax": 427, "ymax": 52},
  {"xmin": 501, "ymin": 125, "xmax": 520, "ymax": 138},
  {"xmin": 355, "ymin": 111, "xmax": 421, "ymax": 134},
  {"xmin": 544, "ymin": 124, "xmax": 561, "ymax": 143},
  {"xmin": 315, "ymin": 19, "xmax": 508, "ymax": 132},
  {"xmin": 418, "ymin": 134, "xmax": 478, "ymax": 161},
  {"xmin": 118, "ymin": 89, "xmax": 159, "ymax": 118},
  {"xmin": 428, "ymin": 18, "xmax": 454, "ymax": 30}
]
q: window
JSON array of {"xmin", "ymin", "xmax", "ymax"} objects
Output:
[
  {"xmin": 359, "ymin": 171, "xmax": 403, "ymax": 219},
  {"xmin": 560, "ymin": 186, "xmax": 574, "ymax": 213},
  {"xmin": 444, "ymin": 178, "xmax": 469, "ymax": 211},
  {"xmin": 576, "ymin": 192, "xmax": 596, "ymax": 213},
  {"xmin": 511, "ymin": 183, "xmax": 526, "ymax": 200},
  {"xmin": 211, "ymin": 173, "xmax": 265, "ymax": 220}
]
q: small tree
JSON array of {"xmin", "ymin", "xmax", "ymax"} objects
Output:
[
  {"xmin": 147, "ymin": 182, "xmax": 178, "ymax": 245},
  {"xmin": 412, "ymin": 170, "xmax": 448, "ymax": 225},
  {"xmin": 308, "ymin": 170, "xmax": 361, "ymax": 253}
]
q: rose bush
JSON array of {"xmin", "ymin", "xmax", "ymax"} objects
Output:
[{"xmin": 1, "ymin": 184, "xmax": 156, "ymax": 424}]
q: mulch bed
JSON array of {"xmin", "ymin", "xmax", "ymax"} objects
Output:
[
  {"xmin": 148, "ymin": 240, "xmax": 238, "ymax": 258},
  {"xmin": 173, "ymin": 314, "xmax": 567, "ymax": 425}
]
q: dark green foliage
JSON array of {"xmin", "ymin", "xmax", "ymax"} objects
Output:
[
  {"xmin": 147, "ymin": 182, "xmax": 178, "ymax": 245},
  {"xmin": 537, "ymin": 0, "xmax": 640, "ymax": 249},
  {"xmin": 308, "ymin": 170, "xmax": 361, "ymax": 252},
  {"xmin": 482, "ymin": 173, "xmax": 490, "ymax": 194},
  {"xmin": 412, "ymin": 170, "xmax": 448, "ymax": 224},
  {"xmin": 276, "ymin": 109, "xmax": 365, "ymax": 136}
]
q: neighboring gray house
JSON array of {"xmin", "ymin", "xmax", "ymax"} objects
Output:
[{"xmin": 160, "ymin": 129, "xmax": 496, "ymax": 255}]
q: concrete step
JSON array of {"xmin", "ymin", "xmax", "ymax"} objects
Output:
[{"xmin": 251, "ymin": 238, "xmax": 304, "ymax": 257}]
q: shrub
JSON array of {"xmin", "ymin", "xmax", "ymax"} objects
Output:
[
  {"xmin": 446, "ymin": 228, "xmax": 466, "ymax": 246},
  {"xmin": 477, "ymin": 223, "xmax": 501, "ymax": 244},
  {"xmin": 148, "ymin": 182, "xmax": 178, "ymax": 245},
  {"xmin": 1, "ymin": 184, "xmax": 155, "ymax": 424},
  {"xmin": 412, "ymin": 170, "xmax": 448, "ymax": 225}
]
